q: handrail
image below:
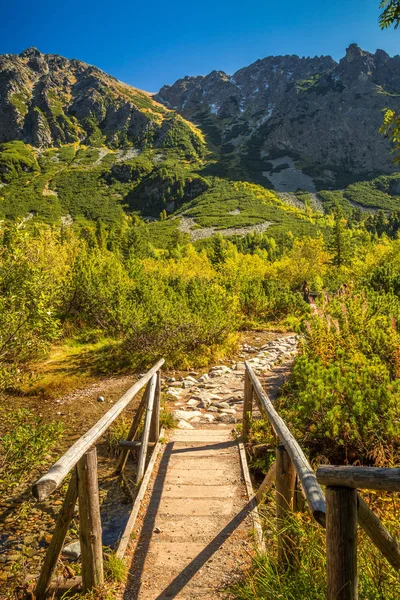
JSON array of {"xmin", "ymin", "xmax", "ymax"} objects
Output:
[
  {"xmin": 243, "ymin": 361, "xmax": 400, "ymax": 575},
  {"xmin": 32, "ymin": 358, "xmax": 165, "ymax": 501},
  {"xmin": 244, "ymin": 361, "xmax": 326, "ymax": 525},
  {"xmin": 33, "ymin": 358, "xmax": 164, "ymax": 598}
]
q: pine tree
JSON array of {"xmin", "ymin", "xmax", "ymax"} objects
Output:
[{"xmin": 329, "ymin": 206, "xmax": 351, "ymax": 267}]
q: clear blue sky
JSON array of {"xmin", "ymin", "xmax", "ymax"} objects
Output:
[{"xmin": 1, "ymin": 0, "xmax": 399, "ymax": 92}]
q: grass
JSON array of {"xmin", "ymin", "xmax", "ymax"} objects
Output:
[
  {"xmin": 231, "ymin": 495, "xmax": 400, "ymax": 600},
  {"xmin": 104, "ymin": 552, "xmax": 128, "ymax": 583}
]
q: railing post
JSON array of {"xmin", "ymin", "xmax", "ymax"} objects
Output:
[
  {"xmin": 35, "ymin": 471, "xmax": 79, "ymax": 599},
  {"xmin": 77, "ymin": 447, "xmax": 104, "ymax": 592},
  {"xmin": 326, "ymin": 486, "xmax": 358, "ymax": 600},
  {"xmin": 243, "ymin": 368, "xmax": 253, "ymax": 445},
  {"xmin": 136, "ymin": 373, "xmax": 157, "ymax": 483},
  {"xmin": 150, "ymin": 370, "xmax": 161, "ymax": 442},
  {"xmin": 276, "ymin": 444, "xmax": 296, "ymax": 568}
]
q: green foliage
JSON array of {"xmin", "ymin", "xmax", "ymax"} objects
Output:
[
  {"xmin": 280, "ymin": 291, "xmax": 400, "ymax": 463},
  {"xmin": 0, "ymin": 408, "xmax": 63, "ymax": 493},
  {"xmin": 380, "ymin": 0, "xmax": 400, "ymax": 29}
]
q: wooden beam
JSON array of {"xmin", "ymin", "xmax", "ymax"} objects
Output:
[
  {"xmin": 115, "ymin": 383, "xmax": 149, "ymax": 474},
  {"xmin": 326, "ymin": 486, "xmax": 358, "ymax": 600},
  {"xmin": 136, "ymin": 374, "xmax": 157, "ymax": 484},
  {"xmin": 245, "ymin": 362, "xmax": 326, "ymax": 525},
  {"xmin": 32, "ymin": 359, "xmax": 164, "ymax": 500},
  {"xmin": 357, "ymin": 494, "xmax": 400, "ymax": 570},
  {"xmin": 317, "ymin": 466, "xmax": 400, "ymax": 492},
  {"xmin": 150, "ymin": 370, "xmax": 161, "ymax": 443},
  {"xmin": 116, "ymin": 429, "xmax": 165, "ymax": 559},
  {"xmin": 35, "ymin": 471, "xmax": 78, "ymax": 600},
  {"xmin": 118, "ymin": 440, "xmax": 157, "ymax": 448},
  {"xmin": 276, "ymin": 445, "xmax": 296, "ymax": 568},
  {"xmin": 238, "ymin": 438, "xmax": 266, "ymax": 552},
  {"xmin": 77, "ymin": 447, "xmax": 104, "ymax": 592},
  {"xmin": 255, "ymin": 460, "xmax": 276, "ymax": 503},
  {"xmin": 242, "ymin": 370, "xmax": 253, "ymax": 445}
]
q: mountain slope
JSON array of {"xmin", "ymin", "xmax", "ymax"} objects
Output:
[
  {"xmin": 0, "ymin": 47, "xmax": 204, "ymax": 156},
  {"xmin": 156, "ymin": 45, "xmax": 400, "ymax": 188}
]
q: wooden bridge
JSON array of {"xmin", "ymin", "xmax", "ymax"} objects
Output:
[{"xmin": 31, "ymin": 359, "xmax": 400, "ymax": 600}]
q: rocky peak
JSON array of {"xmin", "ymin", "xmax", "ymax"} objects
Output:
[
  {"xmin": 0, "ymin": 48, "xmax": 205, "ymax": 156},
  {"xmin": 156, "ymin": 45, "xmax": 400, "ymax": 185}
]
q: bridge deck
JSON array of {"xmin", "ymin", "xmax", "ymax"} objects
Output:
[{"xmin": 123, "ymin": 428, "xmax": 254, "ymax": 600}]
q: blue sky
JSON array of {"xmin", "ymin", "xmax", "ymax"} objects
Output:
[{"xmin": 1, "ymin": 0, "xmax": 399, "ymax": 91}]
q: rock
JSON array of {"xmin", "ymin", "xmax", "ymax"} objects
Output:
[
  {"xmin": 207, "ymin": 406, "xmax": 218, "ymax": 412},
  {"xmin": 213, "ymin": 401, "xmax": 230, "ymax": 409},
  {"xmin": 97, "ymin": 396, "xmax": 105, "ymax": 403},
  {"xmin": 188, "ymin": 371, "xmax": 199, "ymax": 377},
  {"xmin": 166, "ymin": 377, "xmax": 176, "ymax": 383},
  {"xmin": 209, "ymin": 365, "xmax": 231, "ymax": 374},
  {"xmin": 217, "ymin": 414, "xmax": 236, "ymax": 424},
  {"xmin": 182, "ymin": 380, "xmax": 196, "ymax": 389},
  {"xmin": 168, "ymin": 382, "xmax": 183, "ymax": 388},
  {"xmin": 154, "ymin": 527, "xmax": 162, "ymax": 534},
  {"xmin": 184, "ymin": 375, "xmax": 198, "ymax": 383},
  {"xmin": 202, "ymin": 414, "xmax": 215, "ymax": 422},
  {"xmin": 233, "ymin": 362, "xmax": 246, "ymax": 371},
  {"xmin": 186, "ymin": 399, "xmax": 199, "ymax": 407},
  {"xmin": 172, "ymin": 410, "xmax": 203, "ymax": 421},
  {"xmin": 198, "ymin": 399, "xmax": 211, "ymax": 409},
  {"xmin": 198, "ymin": 374, "xmax": 209, "ymax": 383},
  {"xmin": 62, "ymin": 540, "xmax": 81, "ymax": 560},
  {"xmin": 219, "ymin": 408, "xmax": 236, "ymax": 415},
  {"xmin": 176, "ymin": 419, "xmax": 194, "ymax": 430}
]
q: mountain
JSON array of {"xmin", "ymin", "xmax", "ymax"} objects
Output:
[
  {"xmin": 156, "ymin": 45, "xmax": 400, "ymax": 189},
  {"xmin": 0, "ymin": 47, "xmax": 203, "ymax": 155}
]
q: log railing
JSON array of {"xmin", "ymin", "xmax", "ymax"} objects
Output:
[
  {"xmin": 243, "ymin": 361, "xmax": 400, "ymax": 598},
  {"xmin": 32, "ymin": 359, "xmax": 164, "ymax": 599}
]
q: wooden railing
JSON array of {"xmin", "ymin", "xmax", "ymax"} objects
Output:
[
  {"xmin": 242, "ymin": 361, "xmax": 400, "ymax": 598},
  {"xmin": 32, "ymin": 359, "xmax": 164, "ymax": 599}
]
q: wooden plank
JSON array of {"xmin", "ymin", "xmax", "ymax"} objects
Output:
[
  {"xmin": 317, "ymin": 466, "xmax": 400, "ymax": 492},
  {"xmin": 326, "ymin": 486, "xmax": 358, "ymax": 600},
  {"xmin": 47, "ymin": 575, "xmax": 82, "ymax": 596},
  {"xmin": 242, "ymin": 370, "xmax": 253, "ymax": 445},
  {"xmin": 136, "ymin": 374, "xmax": 157, "ymax": 483},
  {"xmin": 245, "ymin": 362, "xmax": 326, "ymax": 525},
  {"xmin": 276, "ymin": 445, "xmax": 296, "ymax": 567},
  {"xmin": 116, "ymin": 428, "xmax": 165, "ymax": 559},
  {"xmin": 115, "ymin": 383, "xmax": 150, "ymax": 474},
  {"xmin": 255, "ymin": 460, "xmax": 276, "ymax": 503},
  {"xmin": 118, "ymin": 441, "xmax": 157, "ymax": 448},
  {"xmin": 32, "ymin": 359, "xmax": 164, "ymax": 500},
  {"xmin": 35, "ymin": 471, "xmax": 78, "ymax": 600},
  {"xmin": 150, "ymin": 370, "xmax": 161, "ymax": 442},
  {"xmin": 77, "ymin": 447, "xmax": 104, "ymax": 592},
  {"xmin": 357, "ymin": 494, "xmax": 400, "ymax": 570},
  {"xmin": 238, "ymin": 438, "xmax": 265, "ymax": 552}
]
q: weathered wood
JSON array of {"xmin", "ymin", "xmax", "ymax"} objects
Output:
[
  {"xmin": 276, "ymin": 445, "xmax": 296, "ymax": 567},
  {"xmin": 255, "ymin": 460, "xmax": 276, "ymax": 503},
  {"xmin": 357, "ymin": 494, "xmax": 400, "ymax": 570},
  {"xmin": 317, "ymin": 465, "xmax": 400, "ymax": 492},
  {"xmin": 35, "ymin": 471, "xmax": 78, "ymax": 599},
  {"xmin": 293, "ymin": 475, "xmax": 306, "ymax": 513},
  {"xmin": 326, "ymin": 486, "xmax": 358, "ymax": 600},
  {"xmin": 242, "ymin": 369, "xmax": 253, "ymax": 445},
  {"xmin": 118, "ymin": 440, "xmax": 156, "ymax": 448},
  {"xmin": 77, "ymin": 447, "xmax": 104, "ymax": 592},
  {"xmin": 136, "ymin": 373, "xmax": 157, "ymax": 483},
  {"xmin": 245, "ymin": 362, "xmax": 326, "ymax": 524},
  {"xmin": 116, "ymin": 428, "xmax": 165, "ymax": 559},
  {"xmin": 47, "ymin": 575, "xmax": 82, "ymax": 596},
  {"xmin": 32, "ymin": 359, "xmax": 165, "ymax": 501},
  {"xmin": 115, "ymin": 382, "xmax": 150, "ymax": 474},
  {"xmin": 150, "ymin": 370, "xmax": 161, "ymax": 442},
  {"xmin": 238, "ymin": 439, "xmax": 266, "ymax": 552}
]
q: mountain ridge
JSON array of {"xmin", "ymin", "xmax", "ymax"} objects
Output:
[{"xmin": 156, "ymin": 44, "xmax": 400, "ymax": 187}]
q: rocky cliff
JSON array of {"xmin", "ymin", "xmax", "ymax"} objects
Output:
[
  {"xmin": 157, "ymin": 45, "xmax": 400, "ymax": 187},
  {"xmin": 0, "ymin": 47, "xmax": 204, "ymax": 156}
]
